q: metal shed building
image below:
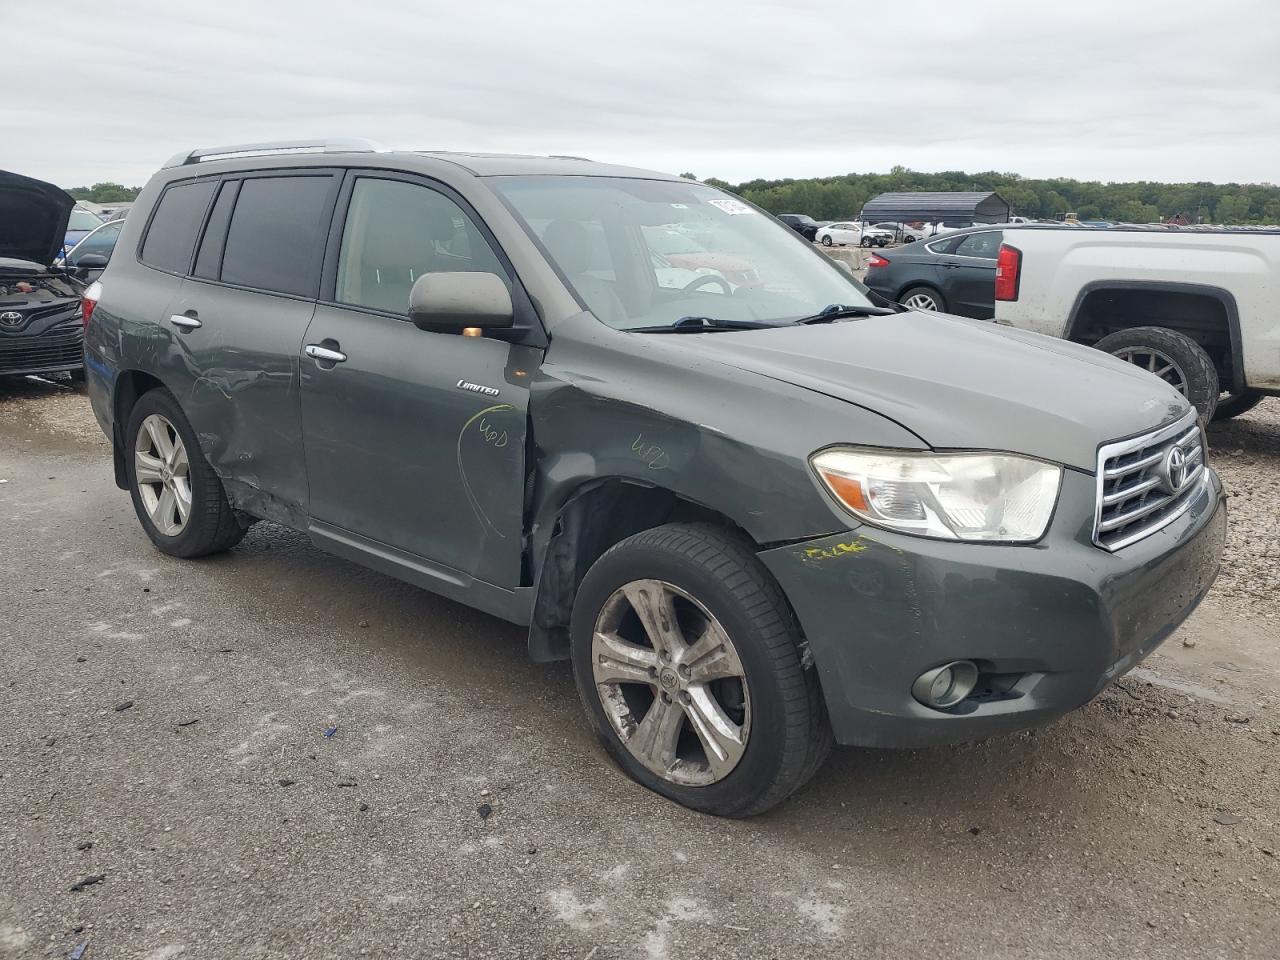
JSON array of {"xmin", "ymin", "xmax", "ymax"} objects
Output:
[{"xmin": 860, "ymin": 191, "xmax": 1010, "ymax": 225}]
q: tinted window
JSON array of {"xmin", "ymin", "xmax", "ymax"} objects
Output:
[
  {"xmin": 221, "ymin": 176, "xmax": 334, "ymax": 297},
  {"xmin": 335, "ymin": 178, "xmax": 507, "ymax": 315},
  {"xmin": 953, "ymin": 231, "xmax": 1002, "ymax": 259},
  {"xmin": 141, "ymin": 180, "xmax": 217, "ymax": 274},
  {"xmin": 67, "ymin": 221, "xmax": 122, "ymax": 264},
  {"xmin": 193, "ymin": 181, "xmax": 239, "ymax": 280}
]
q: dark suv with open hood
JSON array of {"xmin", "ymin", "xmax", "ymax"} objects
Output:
[
  {"xmin": 0, "ymin": 171, "xmax": 90, "ymax": 379},
  {"xmin": 84, "ymin": 140, "xmax": 1226, "ymax": 816}
]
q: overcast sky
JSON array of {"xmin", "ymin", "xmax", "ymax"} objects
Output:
[{"xmin": 9, "ymin": 0, "xmax": 1279, "ymax": 189}]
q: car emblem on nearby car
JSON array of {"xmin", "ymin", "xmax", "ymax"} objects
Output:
[
  {"xmin": 1159, "ymin": 445, "xmax": 1190, "ymax": 494},
  {"xmin": 0, "ymin": 311, "xmax": 23, "ymax": 327}
]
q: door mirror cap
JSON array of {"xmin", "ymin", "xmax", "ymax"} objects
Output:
[
  {"xmin": 408, "ymin": 272, "xmax": 514, "ymax": 334},
  {"xmin": 75, "ymin": 253, "xmax": 109, "ymax": 268}
]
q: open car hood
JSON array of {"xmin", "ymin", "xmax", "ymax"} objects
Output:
[{"xmin": 0, "ymin": 170, "xmax": 75, "ymax": 267}]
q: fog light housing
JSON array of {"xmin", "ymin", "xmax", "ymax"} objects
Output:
[{"xmin": 912, "ymin": 661, "xmax": 979, "ymax": 710}]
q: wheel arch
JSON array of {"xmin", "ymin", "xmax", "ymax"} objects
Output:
[
  {"xmin": 525, "ymin": 477, "xmax": 762, "ymax": 662},
  {"xmin": 110, "ymin": 369, "xmax": 170, "ymax": 489},
  {"xmin": 1063, "ymin": 280, "xmax": 1245, "ymax": 396}
]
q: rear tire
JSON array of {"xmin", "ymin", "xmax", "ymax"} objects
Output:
[
  {"xmin": 900, "ymin": 286, "xmax": 946, "ymax": 312},
  {"xmin": 1212, "ymin": 389, "xmax": 1265, "ymax": 421},
  {"xmin": 1093, "ymin": 326, "xmax": 1219, "ymax": 420},
  {"xmin": 821, "ymin": 235, "xmax": 833, "ymax": 246},
  {"xmin": 125, "ymin": 388, "xmax": 246, "ymax": 558},
  {"xmin": 570, "ymin": 523, "xmax": 831, "ymax": 818}
]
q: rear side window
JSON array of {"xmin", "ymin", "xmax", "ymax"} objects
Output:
[
  {"xmin": 192, "ymin": 181, "xmax": 239, "ymax": 280},
  {"xmin": 953, "ymin": 231, "xmax": 1002, "ymax": 259},
  {"xmin": 220, "ymin": 176, "xmax": 334, "ymax": 297},
  {"xmin": 140, "ymin": 180, "xmax": 218, "ymax": 274}
]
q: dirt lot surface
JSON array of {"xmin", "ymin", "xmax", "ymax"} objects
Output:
[{"xmin": 1, "ymin": 378, "xmax": 1277, "ymax": 960}]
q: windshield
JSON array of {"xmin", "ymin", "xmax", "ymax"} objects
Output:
[
  {"xmin": 68, "ymin": 209, "xmax": 102, "ymax": 230},
  {"xmin": 492, "ymin": 176, "xmax": 873, "ymax": 330}
]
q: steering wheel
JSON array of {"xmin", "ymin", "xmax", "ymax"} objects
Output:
[{"xmin": 682, "ymin": 274, "xmax": 733, "ymax": 295}]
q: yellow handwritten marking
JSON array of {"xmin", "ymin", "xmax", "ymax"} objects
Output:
[
  {"xmin": 456, "ymin": 403, "xmax": 517, "ymax": 537},
  {"xmin": 800, "ymin": 540, "xmax": 867, "ymax": 563},
  {"xmin": 631, "ymin": 433, "xmax": 670, "ymax": 470}
]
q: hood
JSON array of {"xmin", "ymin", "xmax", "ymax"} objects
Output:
[
  {"xmin": 0, "ymin": 170, "xmax": 75, "ymax": 266},
  {"xmin": 681, "ymin": 311, "xmax": 1190, "ymax": 472}
]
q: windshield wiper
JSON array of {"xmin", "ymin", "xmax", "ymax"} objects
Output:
[
  {"xmin": 793, "ymin": 303, "xmax": 900, "ymax": 324},
  {"xmin": 630, "ymin": 316, "xmax": 773, "ymax": 334}
]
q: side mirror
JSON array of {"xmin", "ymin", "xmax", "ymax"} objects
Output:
[
  {"xmin": 408, "ymin": 272, "xmax": 514, "ymax": 335},
  {"xmin": 76, "ymin": 254, "xmax": 109, "ymax": 269}
]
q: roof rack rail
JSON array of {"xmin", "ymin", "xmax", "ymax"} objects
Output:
[{"xmin": 161, "ymin": 138, "xmax": 389, "ymax": 169}]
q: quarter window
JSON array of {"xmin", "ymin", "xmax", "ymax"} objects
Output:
[
  {"xmin": 220, "ymin": 176, "xmax": 335, "ymax": 297},
  {"xmin": 140, "ymin": 180, "xmax": 217, "ymax": 274},
  {"xmin": 335, "ymin": 177, "xmax": 507, "ymax": 315}
]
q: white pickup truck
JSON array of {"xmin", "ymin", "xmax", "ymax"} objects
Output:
[{"xmin": 992, "ymin": 226, "xmax": 1280, "ymax": 421}]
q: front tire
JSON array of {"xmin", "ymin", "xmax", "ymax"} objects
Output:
[
  {"xmin": 1212, "ymin": 388, "xmax": 1265, "ymax": 421},
  {"xmin": 570, "ymin": 524, "xmax": 831, "ymax": 817},
  {"xmin": 860, "ymin": 237, "xmax": 873, "ymax": 247},
  {"xmin": 125, "ymin": 388, "xmax": 246, "ymax": 558},
  {"xmin": 1093, "ymin": 326, "xmax": 1219, "ymax": 420}
]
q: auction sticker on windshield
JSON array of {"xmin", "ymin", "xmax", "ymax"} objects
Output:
[{"xmin": 707, "ymin": 197, "xmax": 756, "ymax": 215}]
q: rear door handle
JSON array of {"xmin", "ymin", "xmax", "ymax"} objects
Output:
[
  {"xmin": 169, "ymin": 314, "xmax": 202, "ymax": 330},
  {"xmin": 305, "ymin": 344, "xmax": 347, "ymax": 363}
]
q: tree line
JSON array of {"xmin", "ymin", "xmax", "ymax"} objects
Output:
[
  {"xmin": 66, "ymin": 169, "xmax": 1280, "ymax": 225},
  {"xmin": 65, "ymin": 183, "xmax": 141, "ymax": 203},
  {"xmin": 690, "ymin": 167, "xmax": 1280, "ymax": 225}
]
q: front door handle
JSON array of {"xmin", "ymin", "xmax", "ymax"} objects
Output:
[
  {"xmin": 169, "ymin": 313, "xmax": 202, "ymax": 330},
  {"xmin": 305, "ymin": 344, "xmax": 347, "ymax": 363}
]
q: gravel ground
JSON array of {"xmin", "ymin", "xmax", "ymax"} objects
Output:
[{"xmin": 1, "ymin": 378, "xmax": 1277, "ymax": 960}]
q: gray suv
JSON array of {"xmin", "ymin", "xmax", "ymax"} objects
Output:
[{"xmin": 85, "ymin": 139, "xmax": 1226, "ymax": 816}]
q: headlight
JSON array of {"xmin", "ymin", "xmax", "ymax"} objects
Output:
[{"xmin": 810, "ymin": 448, "xmax": 1062, "ymax": 542}]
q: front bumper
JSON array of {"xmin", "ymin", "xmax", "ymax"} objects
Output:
[{"xmin": 760, "ymin": 466, "xmax": 1226, "ymax": 748}]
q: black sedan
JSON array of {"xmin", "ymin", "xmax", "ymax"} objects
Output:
[{"xmin": 863, "ymin": 225, "xmax": 1008, "ymax": 318}]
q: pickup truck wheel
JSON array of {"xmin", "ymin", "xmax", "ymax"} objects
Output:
[
  {"xmin": 900, "ymin": 286, "xmax": 945, "ymax": 312},
  {"xmin": 1212, "ymin": 389, "xmax": 1265, "ymax": 421},
  {"xmin": 570, "ymin": 523, "xmax": 831, "ymax": 817},
  {"xmin": 125, "ymin": 388, "xmax": 246, "ymax": 558},
  {"xmin": 1094, "ymin": 326, "xmax": 1219, "ymax": 420}
]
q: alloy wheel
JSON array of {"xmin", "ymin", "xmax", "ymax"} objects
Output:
[
  {"xmin": 903, "ymin": 292, "xmax": 940, "ymax": 310},
  {"xmin": 1110, "ymin": 346, "xmax": 1189, "ymax": 397},
  {"xmin": 591, "ymin": 579, "xmax": 751, "ymax": 787},
  {"xmin": 134, "ymin": 414, "xmax": 192, "ymax": 536}
]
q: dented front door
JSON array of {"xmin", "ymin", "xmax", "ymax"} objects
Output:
[{"xmin": 299, "ymin": 305, "xmax": 535, "ymax": 589}]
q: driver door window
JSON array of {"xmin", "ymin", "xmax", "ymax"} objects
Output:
[{"xmin": 335, "ymin": 177, "xmax": 508, "ymax": 316}]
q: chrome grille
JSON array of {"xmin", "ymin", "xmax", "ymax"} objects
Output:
[{"xmin": 1094, "ymin": 411, "xmax": 1208, "ymax": 551}]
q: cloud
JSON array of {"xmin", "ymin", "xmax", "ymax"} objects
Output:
[{"xmin": 8, "ymin": 0, "xmax": 1279, "ymax": 187}]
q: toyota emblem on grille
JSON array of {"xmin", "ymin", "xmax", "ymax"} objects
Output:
[
  {"xmin": 0, "ymin": 311, "xmax": 22, "ymax": 327},
  {"xmin": 1159, "ymin": 445, "xmax": 1190, "ymax": 494}
]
